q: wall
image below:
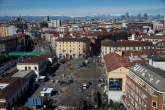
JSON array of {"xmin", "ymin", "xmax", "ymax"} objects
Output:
[
  {"xmin": 150, "ymin": 60, "xmax": 165, "ymax": 71},
  {"xmin": 56, "ymin": 40, "xmax": 90, "ymax": 59},
  {"xmin": 8, "ymin": 26, "xmax": 16, "ymax": 36},
  {"xmin": 107, "ymin": 67, "xmax": 129, "ymax": 102},
  {"xmin": 108, "ymin": 67, "xmax": 129, "ymax": 92},
  {"xmin": 125, "ymin": 71, "xmax": 165, "ymax": 110},
  {"xmin": 0, "ymin": 26, "xmax": 9, "ymax": 37},
  {"xmin": 17, "ymin": 64, "xmax": 39, "ymax": 76}
]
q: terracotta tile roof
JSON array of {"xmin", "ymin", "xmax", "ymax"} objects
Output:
[
  {"xmin": 18, "ymin": 54, "xmax": 51, "ymax": 64},
  {"xmin": 104, "ymin": 53, "xmax": 130, "ymax": 72},
  {"xmin": 132, "ymin": 59, "xmax": 149, "ymax": 63},
  {"xmin": 159, "ymin": 40, "xmax": 165, "ymax": 45},
  {"xmin": 56, "ymin": 37, "xmax": 89, "ymax": 42},
  {"xmin": 44, "ymin": 31, "xmax": 59, "ymax": 35},
  {"xmin": 101, "ymin": 39, "xmax": 153, "ymax": 47},
  {"xmin": 0, "ymin": 36, "xmax": 17, "ymax": 41},
  {"xmin": 0, "ymin": 77, "xmax": 25, "ymax": 99},
  {"xmin": 141, "ymin": 35, "xmax": 165, "ymax": 39},
  {"xmin": 122, "ymin": 50, "xmax": 153, "ymax": 57},
  {"xmin": 154, "ymin": 49, "xmax": 165, "ymax": 57},
  {"xmin": 0, "ymin": 34, "xmax": 25, "ymax": 41}
]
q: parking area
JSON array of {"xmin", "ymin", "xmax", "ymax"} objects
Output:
[{"xmin": 26, "ymin": 58, "xmax": 107, "ymax": 109}]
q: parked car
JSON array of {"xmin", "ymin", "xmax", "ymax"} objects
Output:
[{"xmin": 82, "ymin": 83, "xmax": 88, "ymax": 90}]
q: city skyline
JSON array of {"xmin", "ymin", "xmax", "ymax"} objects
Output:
[{"xmin": 0, "ymin": 0, "xmax": 165, "ymax": 17}]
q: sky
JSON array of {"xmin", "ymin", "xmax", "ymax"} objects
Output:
[{"xmin": 0, "ymin": 0, "xmax": 165, "ymax": 16}]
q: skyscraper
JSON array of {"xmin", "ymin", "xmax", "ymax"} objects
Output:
[
  {"xmin": 48, "ymin": 20, "xmax": 62, "ymax": 28},
  {"xmin": 45, "ymin": 16, "xmax": 50, "ymax": 21},
  {"xmin": 125, "ymin": 12, "xmax": 129, "ymax": 20},
  {"xmin": 138, "ymin": 13, "xmax": 142, "ymax": 20},
  {"xmin": 144, "ymin": 13, "xmax": 148, "ymax": 20}
]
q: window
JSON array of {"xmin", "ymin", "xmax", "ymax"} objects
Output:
[
  {"xmin": 28, "ymin": 67, "xmax": 31, "ymax": 70},
  {"xmin": 35, "ymin": 67, "xmax": 37, "ymax": 70},
  {"xmin": 152, "ymin": 101, "xmax": 157, "ymax": 108},
  {"xmin": 25, "ymin": 67, "xmax": 27, "ymax": 71},
  {"xmin": 163, "ymin": 94, "xmax": 165, "ymax": 101}
]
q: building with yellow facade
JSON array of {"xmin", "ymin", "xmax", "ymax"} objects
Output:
[
  {"xmin": 0, "ymin": 25, "xmax": 17, "ymax": 37},
  {"xmin": 101, "ymin": 39, "xmax": 154, "ymax": 59},
  {"xmin": 103, "ymin": 53, "xmax": 130, "ymax": 102},
  {"xmin": 55, "ymin": 37, "xmax": 90, "ymax": 59}
]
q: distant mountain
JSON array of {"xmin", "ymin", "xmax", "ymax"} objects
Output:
[
  {"xmin": 0, "ymin": 15, "xmax": 164, "ymax": 20},
  {"xmin": 0, "ymin": 15, "xmax": 114, "ymax": 20}
]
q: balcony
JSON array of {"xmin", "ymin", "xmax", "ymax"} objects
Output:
[{"xmin": 121, "ymin": 94, "xmax": 131, "ymax": 110}]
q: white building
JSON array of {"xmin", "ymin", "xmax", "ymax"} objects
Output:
[
  {"xmin": 69, "ymin": 25, "xmax": 80, "ymax": 31},
  {"xmin": 17, "ymin": 55, "xmax": 52, "ymax": 77},
  {"xmin": 48, "ymin": 20, "xmax": 62, "ymax": 28},
  {"xmin": 8, "ymin": 25, "xmax": 17, "ymax": 36},
  {"xmin": 56, "ymin": 26, "xmax": 68, "ymax": 32}
]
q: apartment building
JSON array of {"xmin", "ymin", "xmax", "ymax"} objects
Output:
[
  {"xmin": 0, "ymin": 35, "xmax": 27, "ymax": 53},
  {"xmin": 127, "ymin": 22, "xmax": 152, "ymax": 30},
  {"xmin": 0, "ymin": 37, "xmax": 17, "ymax": 53},
  {"xmin": 48, "ymin": 20, "xmax": 62, "ymax": 28},
  {"xmin": 55, "ymin": 37, "xmax": 90, "ymax": 59},
  {"xmin": 41, "ymin": 31, "xmax": 59, "ymax": 42},
  {"xmin": 103, "ymin": 53, "xmax": 130, "ymax": 102},
  {"xmin": 0, "ymin": 25, "xmax": 16, "ymax": 37},
  {"xmin": 0, "ymin": 77, "xmax": 29, "ymax": 110},
  {"xmin": 123, "ymin": 63, "xmax": 165, "ymax": 110},
  {"xmin": 41, "ymin": 31, "xmax": 59, "ymax": 49},
  {"xmin": 56, "ymin": 26, "xmax": 68, "ymax": 32},
  {"xmin": 140, "ymin": 35, "xmax": 165, "ymax": 45},
  {"xmin": 101, "ymin": 39, "xmax": 154, "ymax": 58},
  {"xmin": 153, "ymin": 23, "xmax": 165, "ymax": 32}
]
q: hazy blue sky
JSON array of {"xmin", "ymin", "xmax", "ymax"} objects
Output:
[{"xmin": 0, "ymin": 0, "xmax": 165, "ymax": 16}]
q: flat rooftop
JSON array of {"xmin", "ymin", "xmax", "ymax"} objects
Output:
[{"xmin": 12, "ymin": 70, "xmax": 33, "ymax": 78}]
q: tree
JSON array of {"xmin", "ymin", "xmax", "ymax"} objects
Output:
[
  {"xmin": 23, "ymin": 106, "xmax": 32, "ymax": 110},
  {"xmin": 0, "ymin": 55, "xmax": 6, "ymax": 65}
]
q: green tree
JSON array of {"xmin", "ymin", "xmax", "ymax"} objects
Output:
[
  {"xmin": 0, "ymin": 55, "xmax": 6, "ymax": 64},
  {"xmin": 23, "ymin": 106, "xmax": 32, "ymax": 110},
  {"xmin": 112, "ymin": 102, "xmax": 120, "ymax": 110}
]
